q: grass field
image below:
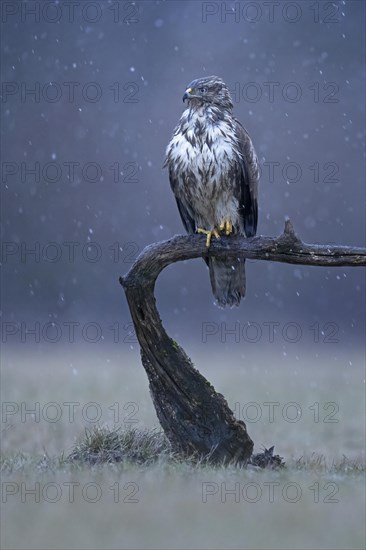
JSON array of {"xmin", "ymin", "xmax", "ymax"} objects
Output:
[{"xmin": 1, "ymin": 345, "xmax": 365, "ymax": 550}]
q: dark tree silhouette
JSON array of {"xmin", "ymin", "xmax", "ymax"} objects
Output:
[{"xmin": 119, "ymin": 220, "xmax": 366, "ymax": 466}]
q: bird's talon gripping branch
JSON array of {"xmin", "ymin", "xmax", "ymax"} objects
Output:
[
  {"xmin": 219, "ymin": 220, "xmax": 233, "ymax": 236},
  {"xmin": 197, "ymin": 227, "xmax": 220, "ymax": 247}
]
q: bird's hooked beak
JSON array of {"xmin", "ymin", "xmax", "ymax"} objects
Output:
[{"xmin": 182, "ymin": 87, "xmax": 193, "ymax": 102}]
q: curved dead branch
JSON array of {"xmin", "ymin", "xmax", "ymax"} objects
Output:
[{"xmin": 119, "ymin": 220, "xmax": 365, "ymax": 465}]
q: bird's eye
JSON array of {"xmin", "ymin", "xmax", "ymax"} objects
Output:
[{"xmin": 199, "ymin": 87, "xmax": 208, "ymax": 93}]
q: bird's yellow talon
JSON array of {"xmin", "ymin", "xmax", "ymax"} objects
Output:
[
  {"xmin": 225, "ymin": 220, "xmax": 233, "ymax": 235},
  {"xmin": 219, "ymin": 220, "xmax": 233, "ymax": 235},
  {"xmin": 197, "ymin": 227, "xmax": 221, "ymax": 248},
  {"xmin": 198, "ymin": 222, "xmax": 234, "ymax": 247}
]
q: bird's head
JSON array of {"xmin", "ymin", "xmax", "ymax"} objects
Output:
[{"xmin": 182, "ymin": 75, "xmax": 233, "ymax": 111}]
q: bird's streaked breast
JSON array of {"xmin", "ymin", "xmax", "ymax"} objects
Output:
[{"xmin": 166, "ymin": 109, "xmax": 240, "ymax": 183}]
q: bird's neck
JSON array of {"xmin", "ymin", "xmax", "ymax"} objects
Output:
[{"xmin": 183, "ymin": 103, "xmax": 232, "ymax": 126}]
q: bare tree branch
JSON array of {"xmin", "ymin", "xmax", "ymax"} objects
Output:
[
  {"xmin": 119, "ymin": 220, "xmax": 365, "ymax": 466},
  {"xmin": 121, "ymin": 220, "xmax": 366, "ymax": 287}
]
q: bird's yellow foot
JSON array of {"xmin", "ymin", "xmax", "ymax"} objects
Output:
[
  {"xmin": 219, "ymin": 220, "xmax": 233, "ymax": 236},
  {"xmin": 197, "ymin": 227, "xmax": 220, "ymax": 247}
]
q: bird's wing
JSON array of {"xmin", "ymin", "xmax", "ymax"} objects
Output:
[
  {"xmin": 234, "ymin": 119, "xmax": 259, "ymax": 237},
  {"xmin": 167, "ymin": 166, "xmax": 196, "ymax": 234}
]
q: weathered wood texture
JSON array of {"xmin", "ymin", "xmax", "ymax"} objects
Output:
[{"xmin": 120, "ymin": 221, "xmax": 365, "ymax": 465}]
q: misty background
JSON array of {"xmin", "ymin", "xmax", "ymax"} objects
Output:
[{"xmin": 1, "ymin": 0, "xmax": 365, "ymax": 360}]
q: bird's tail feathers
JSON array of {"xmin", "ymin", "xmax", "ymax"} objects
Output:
[{"xmin": 208, "ymin": 257, "xmax": 246, "ymax": 307}]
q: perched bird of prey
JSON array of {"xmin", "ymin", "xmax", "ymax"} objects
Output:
[{"xmin": 164, "ymin": 75, "xmax": 259, "ymax": 307}]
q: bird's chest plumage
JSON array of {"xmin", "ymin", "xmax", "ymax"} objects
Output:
[
  {"xmin": 172, "ymin": 118, "xmax": 235, "ymax": 173},
  {"xmin": 166, "ymin": 108, "xmax": 243, "ymax": 230},
  {"xmin": 169, "ymin": 113, "xmax": 238, "ymax": 191}
]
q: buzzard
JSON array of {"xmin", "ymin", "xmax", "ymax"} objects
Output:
[{"xmin": 164, "ymin": 75, "xmax": 259, "ymax": 307}]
